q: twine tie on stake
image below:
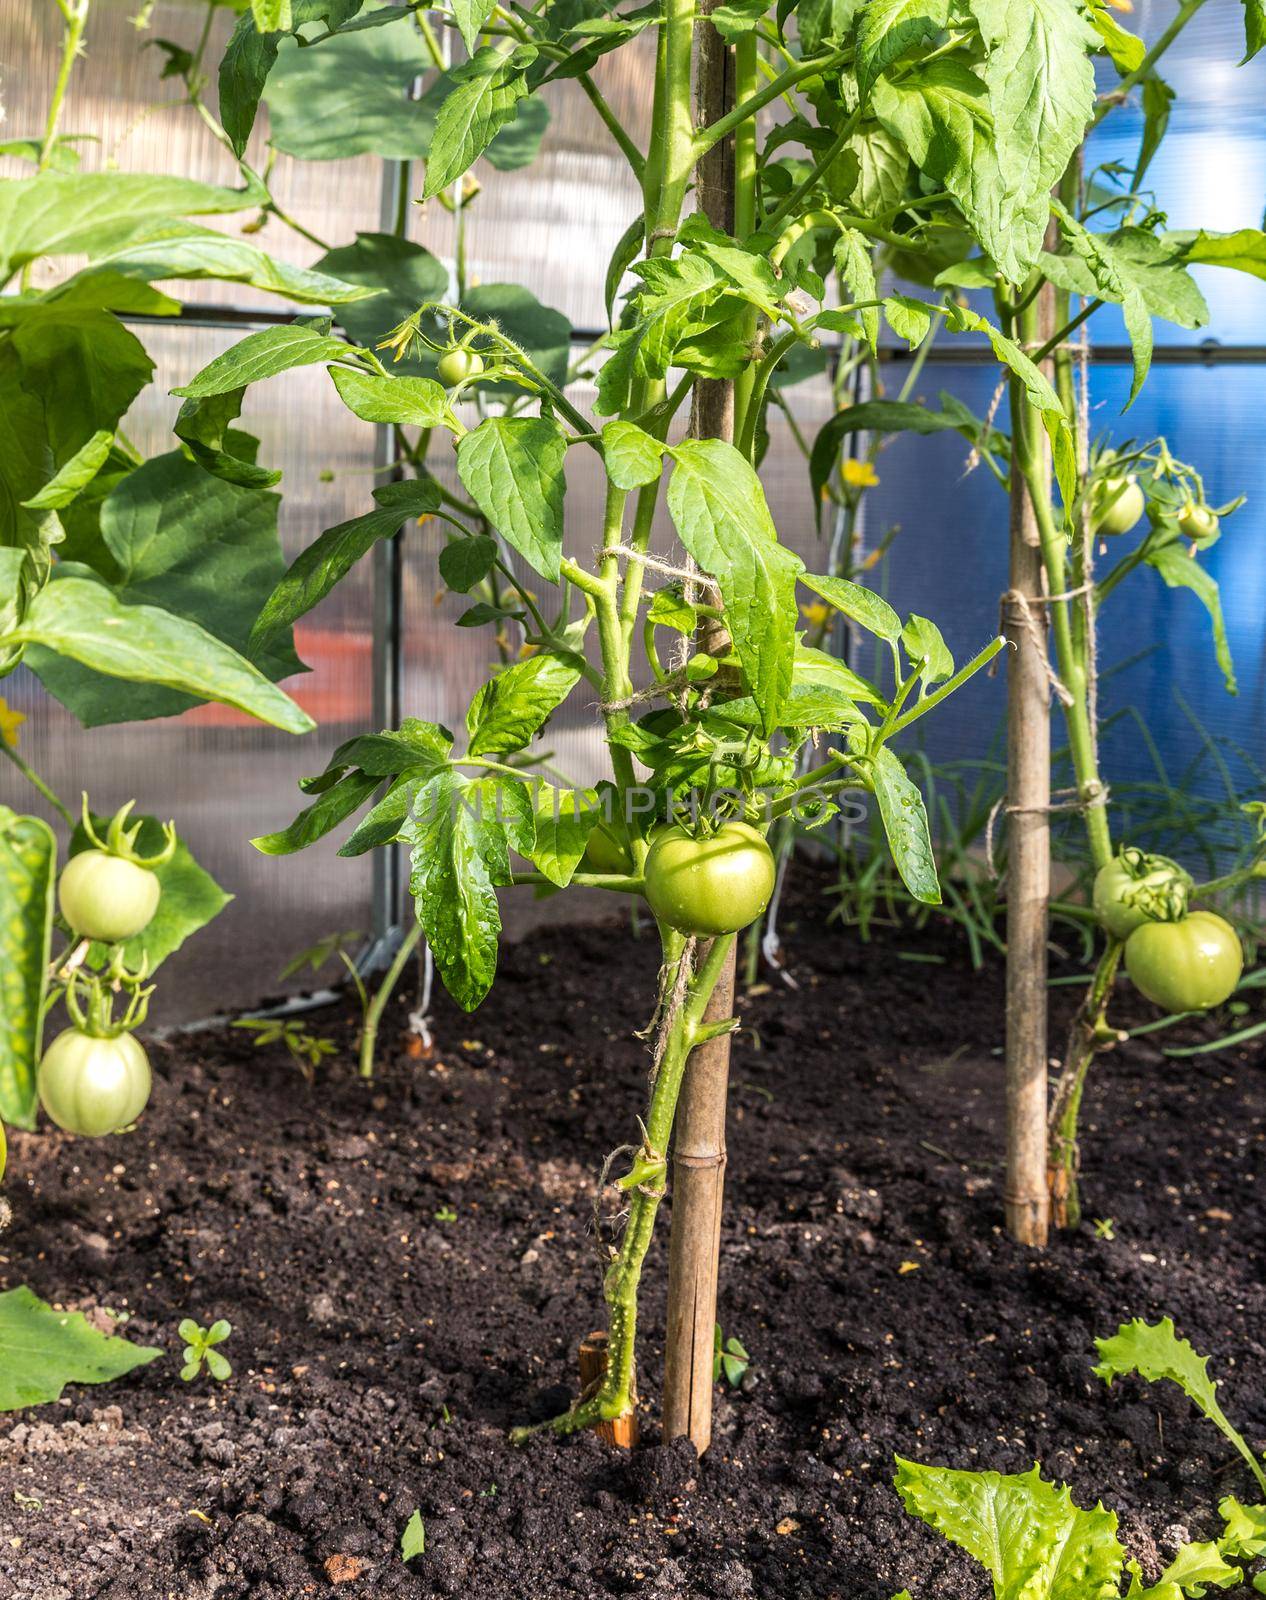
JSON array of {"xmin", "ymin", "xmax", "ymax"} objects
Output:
[{"xmin": 984, "ymin": 783, "xmax": 1110, "ymax": 881}]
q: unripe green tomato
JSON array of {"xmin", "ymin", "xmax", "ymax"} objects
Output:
[
  {"xmin": 584, "ymin": 821, "xmax": 633, "ymax": 875},
  {"xmin": 1092, "ymin": 853, "xmax": 1187, "ymax": 941},
  {"xmin": 437, "ymin": 348, "xmax": 484, "ymax": 387},
  {"xmin": 58, "ymin": 850, "xmax": 161, "ymax": 944},
  {"xmin": 1090, "ymin": 476, "xmax": 1145, "ymax": 536},
  {"xmin": 1177, "ymin": 502, "xmax": 1219, "ymax": 544},
  {"xmin": 644, "ymin": 821, "xmax": 775, "ymax": 936},
  {"xmin": 38, "ymin": 1029, "xmax": 152, "ymax": 1137},
  {"xmin": 1124, "ymin": 911, "xmax": 1243, "ymax": 1014}
]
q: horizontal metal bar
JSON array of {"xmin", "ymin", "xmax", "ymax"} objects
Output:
[{"xmin": 118, "ymin": 305, "xmax": 1266, "ymax": 366}]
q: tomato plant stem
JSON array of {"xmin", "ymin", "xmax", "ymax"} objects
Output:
[
  {"xmin": 1048, "ymin": 939, "xmax": 1122, "ymax": 1230},
  {"xmin": 0, "ymin": 741, "xmax": 75, "ymax": 827},
  {"xmin": 358, "ymin": 923, "xmax": 423, "ymax": 1078}
]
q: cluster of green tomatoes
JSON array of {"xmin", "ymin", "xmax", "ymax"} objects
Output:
[
  {"xmin": 1093, "ymin": 849, "xmax": 1243, "ymax": 1013},
  {"xmin": 39, "ymin": 803, "xmax": 169, "ymax": 1139},
  {"xmin": 1089, "ymin": 455, "xmax": 1222, "ymax": 543}
]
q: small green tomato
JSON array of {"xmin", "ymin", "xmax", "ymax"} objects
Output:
[
  {"xmin": 437, "ymin": 347, "xmax": 485, "ymax": 387},
  {"xmin": 59, "ymin": 850, "xmax": 161, "ymax": 944},
  {"xmin": 1092, "ymin": 851, "xmax": 1188, "ymax": 941},
  {"xmin": 1090, "ymin": 476, "xmax": 1145, "ymax": 537},
  {"xmin": 38, "ymin": 1029, "xmax": 153, "ymax": 1137},
  {"xmin": 1177, "ymin": 502, "xmax": 1220, "ymax": 544}
]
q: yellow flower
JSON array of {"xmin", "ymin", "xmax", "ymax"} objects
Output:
[
  {"xmin": 1105, "ymin": 0, "xmax": 1132, "ymax": 11},
  {"xmin": 842, "ymin": 459, "xmax": 880, "ymax": 489},
  {"xmin": 800, "ymin": 602, "xmax": 832, "ymax": 627},
  {"xmin": 0, "ymin": 697, "xmax": 25, "ymax": 749}
]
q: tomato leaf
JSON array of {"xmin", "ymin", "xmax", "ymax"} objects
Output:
[
  {"xmin": 452, "ymin": 0, "xmax": 495, "ymax": 52},
  {"xmin": 871, "ymin": 748, "xmax": 940, "ymax": 905},
  {"xmin": 12, "ymin": 577, "xmax": 313, "ymax": 734},
  {"xmin": 0, "ymin": 1286, "xmax": 162, "ymax": 1411},
  {"xmin": 665, "ymin": 438, "xmax": 802, "ymax": 734},
  {"xmin": 253, "ymin": 771, "xmax": 383, "ymax": 856},
  {"xmin": 173, "ymin": 319, "xmax": 353, "ymax": 399},
  {"xmin": 801, "ymin": 572, "xmax": 901, "ymax": 644},
  {"xmin": 856, "ymin": 0, "xmax": 954, "ymax": 93},
  {"xmin": 1241, "ymin": 0, "xmax": 1265, "ymax": 62},
  {"xmin": 439, "ymin": 535, "xmax": 498, "ymax": 593},
  {"xmin": 602, "ymin": 421, "xmax": 664, "ymax": 490},
  {"xmin": 465, "ymin": 653, "xmax": 582, "ymax": 757},
  {"xmin": 1144, "ymin": 543, "xmax": 1236, "ymax": 696},
  {"xmin": 528, "ymin": 783, "xmax": 601, "ymax": 887},
  {"xmin": 456, "ymin": 417, "xmax": 568, "ymax": 581},
  {"xmin": 330, "ymin": 367, "xmax": 455, "ymax": 429},
  {"xmin": 893, "ymin": 1457, "xmax": 1125, "ymax": 1599},
  {"xmin": 0, "ymin": 810, "xmax": 55, "ymax": 1130},
  {"xmin": 422, "ymin": 48, "xmax": 536, "ymax": 198}
]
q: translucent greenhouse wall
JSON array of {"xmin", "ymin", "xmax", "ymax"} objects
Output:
[{"xmin": 2, "ymin": 0, "xmax": 1263, "ymax": 1020}]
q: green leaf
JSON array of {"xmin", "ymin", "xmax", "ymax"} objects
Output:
[
  {"xmin": 11, "ymin": 577, "xmax": 313, "ymax": 735},
  {"xmin": 253, "ymin": 772, "xmax": 382, "ymax": 855},
  {"xmin": 0, "ymin": 170, "xmax": 266, "ymax": 282},
  {"xmin": 316, "ymin": 235, "xmax": 449, "ymax": 361},
  {"xmin": 871, "ymin": 749, "xmax": 940, "ymax": 905},
  {"xmin": 966, "ymin": 0, "xmax": 1097, "ymax": 281},
  {"xmin": 856, "ymin": 0, "xmax": 954, "ymax": 93},
  {"xmin": 452, "ymin": 0, "xmax": 495, "ymax": 51},
  {"xmin": 1144, "ymin": 544, "xmax": 1236, "ymax": 696},
  {"xmin": 809, "ymin": 402, "xmax": 964, "ymax": 505},
  {"xmin": 422, "ymin": 48, "xmax": 535, "ymax": 198},
  {"xmin": 174, "ymin": 391, "xmax": 279, "ymax": 491},
  {"xmin": 0, "ymin": 1286, "xmax": 162, "ymax": 1411},
  {"xmin": 883, "ymin": 294, "xmax": 931, "ymax": 349},
  {"xmin": 1172, "ymin": 227, "xmax": 1266, "ymax": 282},
  {"xmin": 70, "ymin": 224, "xmax": 379, "ymax": 306},
  {"xmin": 1135, "ymin": 74, "xmax": 1174, "ymax": 186},
  {"xmin": 204, "ymin": 1349, "xmax": 232, "ymax": 1381},
  {"xmin": 401, "ymin": 1508, "xmax": 426, "ymax": 1561},
  {"xmin": 1047, "ymin": 203, "xmax": 1153, "ymax": 406},
  {"xmin": 602, "ymin": 420, "xmax": 664, "ymax": 490},
  {"xmin": 1154, "ymin": 1542, "xmax": 1241, "ymax": 1597},
  {"xmin": 1088, "ymin": 4, "xmax": 1145, "ymax": 74},
  {"xmin": 466, "ymin": 653, "xmax": 582, "ymax": 757},
  {"xmin": 1219, "ymin": 1497, "xmax": 1266, "ymax": 1561},
  {"xmin": 21, "ymin": 431, "xmax": 115, "ymax": 513},
  {"xmin": 253, "ymin": 0, "xmax": 292, "ymax": 27},
  {"xmin": 647, "ymin": 586, "xmax": 697, "ymax": 635},
  {"xmin": 895, "ymin": 1457, "xmax": 1124, "ymax": 1598},
  {"xmin": 528, "ymin": 783, "xmax": 599, "ymax": 887},
  {"xmin": 0, "ymin": 810, "xmax": 55, "ymax": 1130},
  {"xmin": 330, "ymin": 366, "xmax": 454, "ymax": 429},
  {"xmin": 604, "ymin": 214, "xmax": 644, "ymax": 330},
  {"xmin": 711, "ymin": 0, "xmax": 771, "ymax": 39},
  {"xmin": 172, "ymin": 320, "xmax": 352, "ymax": 398},
  {"xmin": 665, "ymin": 438, "xmax": 803, "ymax": 734},
  {"xmin": 219, "ymin": 10, "xmax": 280, "ymax": 157},
  {"xmin": 456, "ymin": 417, "xmax": 567, "ymax": 581},
  {"xmin": 339, "ymin": 776, "xmax": 421, "ymax": 857},
  {"xmin": 834, "ymin": 228, "xmax": 879, "ymax": 349},
  {"xmin": 901, "ymin": 613, "xmax": 954, "ymax": 684},
  {"xmin": 250, "ymin": 478, "xmax": 440, "ymax": 653},
  {"xmin": 1043, "ymin": 228, "xmax": 1208, "ymax": 332},
  {"xmin": 70, "ymin": 811, "xmax": 230, "ymax": 971},
  {"xmin": 1242, "ymin": 0, "xmax": 1265, "ymax": 62},
  {"xmin": 794, "ymin": 642, "xmax": 886, "ymax": 708},
  {"xmin": 1094, "ymin": 1319, "xmax": 1263, "ymax": 1492},
  {"xmin": 403, "ymin": 769, "xmax": 529, "ymax": 1010},
  {"xmin": 29, "ymin": 450, "xmax": 301, "ymax": 725},
  {"xmin": 801, "ymin": 572, "xmax": 901, "ymax": 643},
  {"xmin": 439, "ymin": 535, "xmax": 498, "ymax": 593}
]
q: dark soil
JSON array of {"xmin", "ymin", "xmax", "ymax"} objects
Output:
[{"xmin": 2, "ymin": 869, "xmax": 1264, "ymax": 1600}]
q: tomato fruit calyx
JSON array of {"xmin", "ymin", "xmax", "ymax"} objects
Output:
[
  {"xmin": 1089, "ymin": 475, "xmax": 1145, "ymax": 537},
  {"xmin": 643, "ymin": 820, "xmax": 775, "ymax": 936},
  {"xmin": 1124, "ymin": 910, "xmax": 1243, "ymax": 1014},
  {"xmin": 1092, "ymin": 847, "xmax": 1191, "ymax": 940},
  {"xmin": 80, "ymin": 794, "xmax": 176, "ymax": 869},
  {"xmin": 38, "ymin": 1027, "xmax": 153, "ymax": 1137},
  {"xmin": 437, "ymin": 346, "xmax": 485, "ymax": 387},
  {"xmin": 61, "ymin": 958, "xmax": 155, "ymax": 1042}
]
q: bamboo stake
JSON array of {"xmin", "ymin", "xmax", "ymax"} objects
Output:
[
  {"xmin": 662, "ymin": 0, "xmax": 739, "ymax": 1455},
  {"xmin": 1003, "ymin": 283, "xmax": 1056, "ymax": 1249}
]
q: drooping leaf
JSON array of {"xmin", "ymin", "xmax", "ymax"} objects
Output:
[
  {"xmin": 0, "ymin": 809, "xmax": 55, "ymax": 1130},
  {"xmin": 174, "ymin": 391, "xmax": 279, "ymax": 490},
  {"xmin": 253, "ymin": 771, "xmax": 383, "ymax": 855},
  {"xmin": 465, "ymin": 653, "xmax": 582, "ymax": 757},
  {"xmin": 1135, "ymin": 74, "xmax": 1175, "ymax": 186},
  {"xmin": 1047, "ymin": 203, "xmax": 1153, "ymax": 406},
  {"xmin": 0, "ymin": 1286, "xmax": 162, "ymax": 1411},
  {"xmin": 1241, "ymin": 0, "xmax": 1265, "ymax": 62},
  {"xmin": 250, "ymin": 478, "xmax": 440, "ymax": 652},
  {"xmin": 172, "ymin": 320, "xmax": 353, "ymax": 399},
  {"xmin": 1144, "ymin": 544, "xmax": 1236, "ymax": 696},
  {"xmin": 1042, "ymin": 227, "xmax": 1208, "ymax": 333},
  {"xmin": 834, "ymin": 228, "xmax": 879, "ymax": 349},
  {"xmin": 219, "ymin": 9, "xmax": 281, "ymax": 157},
  {"xmin": 871, "ymin": 749, "xmax": 940, "ymax": 905},
  {"xmin": 809, "ymin": 402, "xmax": 966, "ymax": 505},
  {"xmin": 665, "ymin": 438, "xmax": 803, "ymax": 733},
  {"xmin": 11, "ymin": 577, "xmax": 313, "ymax": 735},
  {"xmin": 1088, "ymin": 4, "xmax": 1145, "ymax": 73},
  {"xmin": 1172, "ymin": 227, "xmax": 1266, "ymax": 283},
  {"xmin": 894, "ymin": 1458, "xmax": 1124, "ymax": 1598},
  {"xmin": 453, "ymin": 0, "xmax": 496, "ymax": 52},
  {"xmin": 456, "ymin": 417, "xmax": 567, "ymax": 581},
  {"xmin": 29, "ymin": 450, "xmax": 301, "ymax": 724}
]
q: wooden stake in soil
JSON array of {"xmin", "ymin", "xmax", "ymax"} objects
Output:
[
  {"xmin": 662, "ymin": 0, "xmax": 738, "ymax": 1456},
  {"xmin": 578, "ymin": 1331, "xmax": 639, "ymax": 1448},
  {"xmin": 1003, "ymin": 284, "xmax": 1056, "ymax": 1250}
]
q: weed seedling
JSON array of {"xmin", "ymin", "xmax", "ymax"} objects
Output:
[{"xmin": 178, "ymin": 1318, "xmax": 232, "ymax": 1383}]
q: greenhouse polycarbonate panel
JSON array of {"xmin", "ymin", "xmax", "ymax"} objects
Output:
[{"xmin": 3, "ymin": 325, "xmax": 378, "ymax": 1025}]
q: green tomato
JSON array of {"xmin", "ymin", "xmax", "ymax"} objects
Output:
[
  {"xmin": 58, "ymin": 849, "xmax": 161, "ymax": 944},
  {"xmin": 1124, "ymin": 911, "xmax": 1243, "ymax": 1014},
  {"xmin": 644, "ymin": 822, "xmax": 775, "ymax": 936},
  {"xmin": 437, "ymin": 348, "xmax": 484, "ymax": 387},
  {"xmin": 1092, "ymin": 852, "xmax": 1188, "ymax": 940},
  {"xmin": 1177, "ymin": 501, "xmax": 1220, "ymax": 544},
  {"xmin": 1090, "ymin": 476, "xmax": 1145, "ymax": 537},
  {"xmin": 38, "ymin": 1028, "xmax": 152, "ymax": 1137}
]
